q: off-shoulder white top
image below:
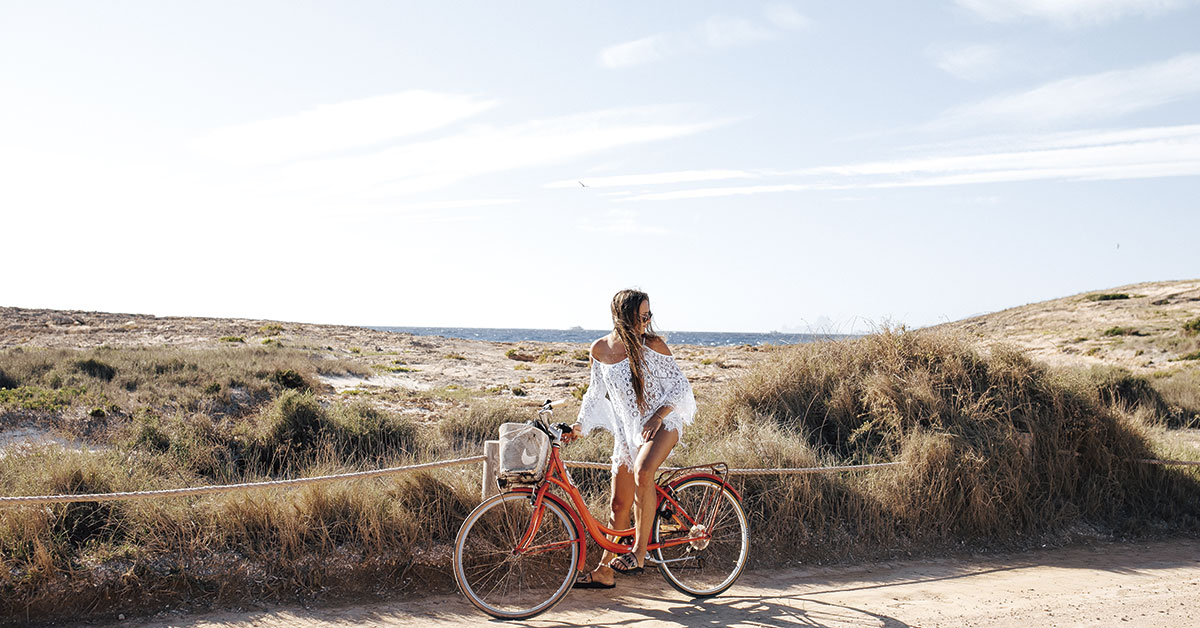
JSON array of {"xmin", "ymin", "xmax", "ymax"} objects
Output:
[{"xmin": 576, "ymin": 344, "xmax": 697, "ymax": 473}]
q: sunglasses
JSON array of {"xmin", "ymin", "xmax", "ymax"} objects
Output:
[{"xmin": 640, "ymin": 311, "xmax": 653, "ymax": 323}]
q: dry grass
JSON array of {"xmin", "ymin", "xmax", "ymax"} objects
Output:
[{"xmin": 3, "ymin": 332, "xmax": 1200, "ymax": 623}]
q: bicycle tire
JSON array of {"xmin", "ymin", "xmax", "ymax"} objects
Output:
[
  {"xmin": 652, "ymin": 476, "xmax": 749, "ymax": 597},
  {"xmin": 453, "ymin": 491, "xmax": 579, "ymax": 619}
]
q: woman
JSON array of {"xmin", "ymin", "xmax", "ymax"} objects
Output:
[{"xmin": 564, "ymin": 289, "xmax": 697, "ymax": 588}]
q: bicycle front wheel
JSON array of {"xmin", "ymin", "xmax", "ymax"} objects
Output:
[
  {"xmin": 453, "ymin": 491, "xmax": 580, "ymax": 619},
  {"xmin": 652, "ymin": 476, "xmax": 749, "ymax": 597}
]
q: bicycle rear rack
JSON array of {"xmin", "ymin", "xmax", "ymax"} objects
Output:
[{"xmin": 657, "ymin": 461, "xmax": 730, "ymax": 488}]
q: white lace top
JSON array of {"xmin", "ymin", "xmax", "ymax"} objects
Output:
[{"xmin": 577, "ymin": 344, "xmax": 697, "ymax": 473}]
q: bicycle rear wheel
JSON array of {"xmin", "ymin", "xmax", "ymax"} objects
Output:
[
  {"xmin": 652, "ymin": 476, "xmax": 749, "ymax": 597},
  {"xmin": 453, "ymin": 491, "xmax": 579, "ymax": 619}
]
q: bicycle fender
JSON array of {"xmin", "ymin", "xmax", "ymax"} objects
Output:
[
  {"xmin": 509, "ymin": 488, "xmax": 588, "ymax": 567},
  {"xmin": 667, "ymin": 473, "xmax": 743, "ymax": 502}
]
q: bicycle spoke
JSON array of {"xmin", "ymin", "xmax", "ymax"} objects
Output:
[
  {"xmin": 454, "ymin": 493, "xmax": 578, "ymax": 619},
  {"xmin": 654, "ymin": 478, "xmax": 748, "ymax": 598}
]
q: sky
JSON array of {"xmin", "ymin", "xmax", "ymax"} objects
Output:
[{"xmin": 1, "ymin": 1, "xmax": 1198, "ymax": 334}]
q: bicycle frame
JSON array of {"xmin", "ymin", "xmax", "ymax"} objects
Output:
[{"xmin": 509, "ymin": 440, "xmax": 740, "ymax": 569}]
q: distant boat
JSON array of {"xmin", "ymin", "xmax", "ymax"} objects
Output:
[{"xmin": 568, "ymin": 325, "xmax": 584, "ymax": 331}]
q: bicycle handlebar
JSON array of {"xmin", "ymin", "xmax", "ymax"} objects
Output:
[{"xmin": 536, "ymin": 399, "xmax": 573, "ymax": 442}]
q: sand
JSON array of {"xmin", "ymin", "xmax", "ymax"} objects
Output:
[{"xmin": 109, "ymin": 538, "xmax": 1200, "ymax": 628}]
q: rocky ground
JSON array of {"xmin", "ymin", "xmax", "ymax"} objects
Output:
[{"xmin": 0, "ymin": 305, "xmax": 775, "ymax": 428}]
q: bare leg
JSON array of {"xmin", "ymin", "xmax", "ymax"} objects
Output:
[
  {"xmin": 588, "ymin": 465, "xmax": 633, "ymax": 585},
  {"xmin": 631, "ymin": 428, "xmax": 679, "ymax": 567}
]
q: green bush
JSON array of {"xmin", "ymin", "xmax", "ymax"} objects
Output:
[
  {"xmin": 0, "ymin": 386, "xmax": 86, "ymax": 411},
  {"xmin": 1085, "ymin": 293, "xmax": 1130, "ymax": 302},
  {"xmin": 1184, "ymin": 318, "xmax": 1200, "ymax": 335},
  {"xmin": 262, "ymin": 390, "xmax": 331, "ymax": 449}
]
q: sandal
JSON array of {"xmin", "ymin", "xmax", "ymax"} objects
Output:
[
  {"xmin": 573, "ymin": 570, "xmax": 615, "ymax": 589},
  {"xmin": 607, "ymin": 552, "xmax": 644, "ymax": 575}
]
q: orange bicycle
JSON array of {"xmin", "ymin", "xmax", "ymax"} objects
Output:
[{"xmin": 452, "ymin": 400, "xmax": 750, "ymax": 619}]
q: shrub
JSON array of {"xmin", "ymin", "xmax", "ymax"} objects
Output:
[
  {"xmin": 437, "ymin": 401, "xmax": 526, "ymax": 448},
  {"xmin": 329, "ymin": 401, "xmax": 420, "ymax": 461},
  {"xmin": 74, "ymin": 358, "xmax": 116, "ymax": 381},
  {"xmin": 1184, "ymin": 318, "xmax": 1200, "ymax": 335},
  {"xmin": 535, "ymin": 349, "xmax": 567, "ymax": 364},
  {"xmin": 219, "ymin": 336, "xmax": 245, "ymax": 343},
  {"xmin": 505, "ymin": 348, "xmax": 534, "ymax": 362},
  {"xmin": 258, "ymin": 323, "xmax": 284, "ymax": 336},
  {"xmin": 0, "ymin": 367, "xmax": 16, "ymax": 389},
  {"xmin": 269, "ymin": 369, "xmax": 308, "ymax": 390},
  {"xmin": 1179, "ymin": 351, "xmax": 1200, "ymax": 361},
  {"xmin": 443, "ymin": 353, "xmax": 466, "ymax": 360},
  {"xmin": 1085, "ymin": 293, "xmax": 1130, "ymax": 302},
  {"xmin": 0, "ymin": 386, "xmax": 86, "ymax": 411},
  {"xmin": 46, "ymin": 465, "xmax": 125, "ymax": 548},
  {"xmin": 1081, "ymin": 366, "xmax": 1170, "ymax": 418},
  {"xmin": 712, "ymin": 329, "xmax": 1197, "ymax": 545},
  {"xmin": 374, "ymin": 364, "xmax": 417, "ymax": 373},
  {"xmin": 1102, "ymin": 327, "xmax": 1143, "ymax": 337},
  {"xmin": 261, "ymin": 390, "xmax": 331, "ymax": 451}
]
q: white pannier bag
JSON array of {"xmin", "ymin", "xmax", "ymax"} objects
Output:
[{"xmin": 498, "ymin": 422, "xmax": 550, "ymax": 484}]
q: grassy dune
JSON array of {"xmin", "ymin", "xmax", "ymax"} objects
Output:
[
  {"xmin": 2, "ymin": 326, "xmax": 1200, "ymax": 624},
  {"xmin": 939, "ymin": 279, "xmax": 1200, "ymax": 375}
]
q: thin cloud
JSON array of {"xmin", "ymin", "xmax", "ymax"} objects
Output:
[
  {"xmin": 696, "ymin": 16, "xmax": 776, "ymax": 49},
  {"xmin": 244, "ymin": 106, "xmax": 730, "ymax": 201},
  {"xmin": 934, "ymin": 53, "xmax": 1200, "ymax": 129},
  {"xmin": 927, "ymin": 43, "xmax": 1009, "ymax": 81},
  {"xmin": 598, "ymin": 35, "xmax": 672, "ymax": 69},
  {"xmin": 192, "ymin": 91, "xmax": 497, "ymax": 166},
  {"xmin": 598, "ymin": 5, "xmax": 809, "ymax": 69},
  {"xmin": 610, "ymin": 124, "xmax": 1200, "ymax": 200},
  {"xmin": 764, "ymin": 3, "xmax": 813, "ymax": 30},
  {"xmin": 544, "ymin": 169, "xmax": 757, "ymax": 189},
  {"xmin": 955, "ymin": 0, "xmax": 1197, "ymax": 26}
]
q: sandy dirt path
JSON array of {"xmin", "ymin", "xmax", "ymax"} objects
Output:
[{"xmin": 118, "ymin": 539, "xmax": 1200, "ymax": 628}]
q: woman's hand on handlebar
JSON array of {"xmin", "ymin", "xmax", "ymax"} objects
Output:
[{"xmin": 560, "ymin": 422, "xmax": 583, "ymax": 444}]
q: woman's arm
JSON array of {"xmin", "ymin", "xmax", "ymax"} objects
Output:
[{"xmin": 643, "ymin": 336, "xmax": 696, "ymax": 435}]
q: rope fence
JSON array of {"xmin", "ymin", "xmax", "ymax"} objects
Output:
[
  {"xmin": 0, "ymin": 455, "xmax": 484, "ymax": 506},
  {"xmin": 561, "ymin": 459, "xmax": 904, "ymax": 475},
  {"xmin": 1, "ymin": 452, "xmax": 1196, "ymax": 507}
]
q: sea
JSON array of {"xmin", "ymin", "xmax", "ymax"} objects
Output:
[{"xmin": 369, "ymin": 326, "xmax": 854, "ymax": 347}]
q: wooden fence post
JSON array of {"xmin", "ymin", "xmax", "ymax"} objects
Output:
[{"xmin": 482, "ymin": 440, "xmax": 499, "ymax": 500}]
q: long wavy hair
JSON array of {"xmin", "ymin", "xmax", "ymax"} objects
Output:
[{"xmin": 611, "ymin": 289, "xmax": 661, "ymax": 414}]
